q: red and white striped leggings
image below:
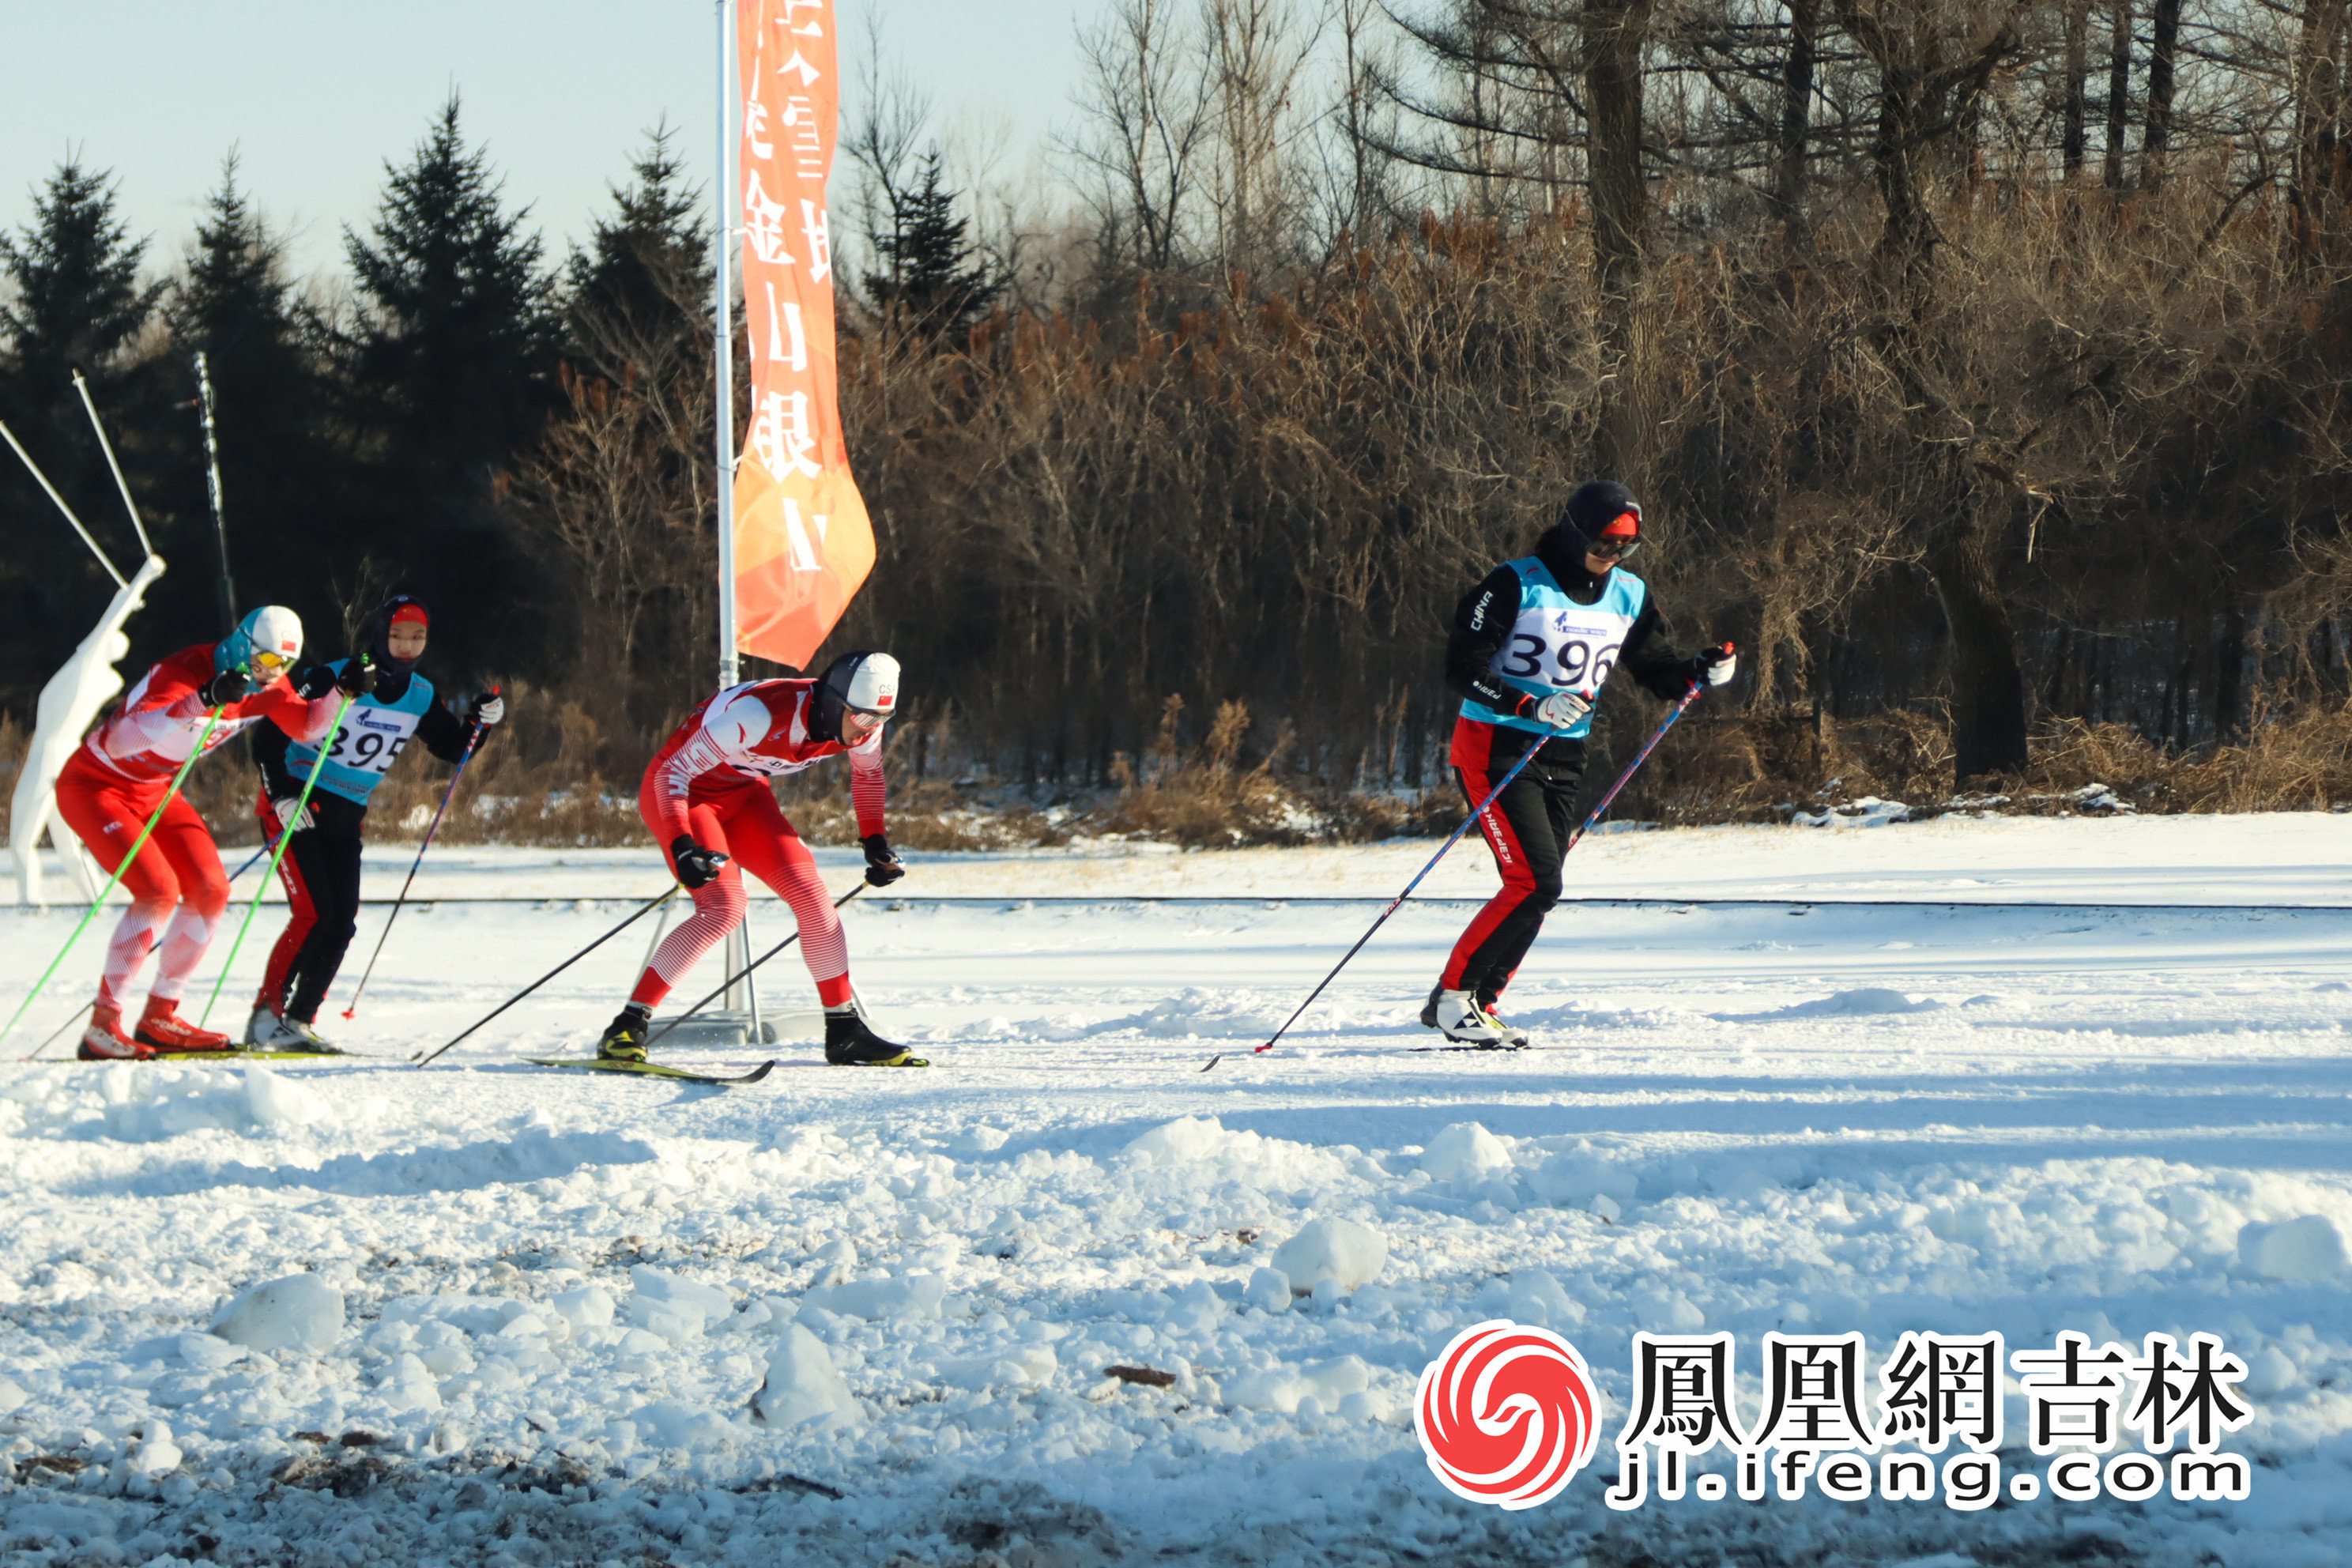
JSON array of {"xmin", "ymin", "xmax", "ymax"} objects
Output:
[{"xmin": 629, "ymin": 774, "xmax": 850, "ymax": 1009}]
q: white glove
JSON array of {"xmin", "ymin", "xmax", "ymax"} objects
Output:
[
  {"xmin": 1694, "ymin": 643, "xmax": 1737, "ymax": 686},
  {"xmin": 1533, "ymin": 690, "xmax": 1593, "ymax": 729},
  {"xmin": 469, "ymin": 693, "xmax": 506, "ymax": 726},
  {"xmin": 270, "ymin": 797, "xmax": 313, "ymax": 834}
]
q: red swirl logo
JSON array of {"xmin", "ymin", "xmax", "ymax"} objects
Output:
[{"xmin": 1415, "ymin": 1320, "xmax": 1600, "ymax": 1510}]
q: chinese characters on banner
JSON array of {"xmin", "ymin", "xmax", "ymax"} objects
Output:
[
  {"xmin": 1602, "ymin": 1329, "xmax": 2252, "ymax": 1511},
  {"xmin": 733, "ymin": 0, "xmax": 873, "ymax": 668}
]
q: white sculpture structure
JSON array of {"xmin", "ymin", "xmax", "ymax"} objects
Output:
[{"xmin": 9, "ymin": 553, "xmax": 167, "ymax": 906}]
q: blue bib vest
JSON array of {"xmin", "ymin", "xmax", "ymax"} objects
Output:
[
  {"xmin": 285, "ymin": 662, "xmax": 439, "ymax": 805},
  {"xmin": 1457, "ymin": 559, "xmax": 1649, "ymax": 741}
]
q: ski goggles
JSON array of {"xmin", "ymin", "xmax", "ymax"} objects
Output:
[
  {"xmin": 250, "ymin": 649, "xmax": 296, "ymax": 677},
  {"xmin": 1584, "ymin": 525, "xmax": 1641, "ymax": 562}
]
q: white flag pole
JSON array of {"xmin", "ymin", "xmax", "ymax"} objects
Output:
[
  {"xmin": 714, "ymin": 0, "xmax": 759, "ymax": 1036},
  {"xmin": 714, "ymin": 0, "xmax": 741, "ymax": 695}
]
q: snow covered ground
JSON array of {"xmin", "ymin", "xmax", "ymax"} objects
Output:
[{"xmin": 3, "ymin": 814, "xmax": 2350, "ymax": 1566}]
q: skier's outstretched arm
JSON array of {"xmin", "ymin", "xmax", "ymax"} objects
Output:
[{"xmin": 849, "ymin": 733, "xmax": 902, "ymax": 886}]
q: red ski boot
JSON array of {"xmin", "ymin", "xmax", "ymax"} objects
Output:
[
  {"xmin": 79, "ymin": 1004, "xmax": 156, "ymax": 1061},
  {"xmin": 134, "ymin": 998, "xmax": 232, "ymax": 1054}
]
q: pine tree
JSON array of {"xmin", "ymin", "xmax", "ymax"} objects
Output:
[
  {"xmin": 164, "ymin": 153, "xmax": 342, "ymax": 638},
  {"xmin": 0, "ymin": 160, "xmax": 168, "ymax": 715},
  {"xmin": 564, "ymin": 122, "xmax": 710, "ymax": 373},
  {"xmin": 339, "ymin": 96, "xmax": 560, "ymax": 678},
  {"xmin": 0, "ymin": 160, "xmax": 164, "ymax": 401},
  {"xmin": 865, "ymin": 151, "xmax": 998, "ymax": 337},
  {"xmin": 344, "ymin": 95, "xmax": 559, "ymax": 494}
]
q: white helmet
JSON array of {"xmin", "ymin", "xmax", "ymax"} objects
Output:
[
  {"xmin": 814, "ymin": 650, "xmax": 900, "ymax": 741},
  {"xmin": 217, "ymin": 605, "xmax": 304, "ymax": 679}
]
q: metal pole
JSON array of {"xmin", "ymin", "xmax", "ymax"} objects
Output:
[
  {"xmin": 72, "ymin": 369, "xmax": 155, "ymax": 560},
  {"xmin": 714, "ymin": 0, "xmax": 739, "ymax": 693},
  {"xmin": 715, "ymin": 0, "xmax": 757, "ymax": 1026},
  {"xmin": 193, "ymin": 352, "xmax": 239, "ymax": 627}
]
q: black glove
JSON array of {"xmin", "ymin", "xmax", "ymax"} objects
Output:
[
  {"xmin": 201, "ymin": 667, "xmax": 252, "ymax": 707},
  {"xmin": 861, "ymin": 834, "xmax": 905, "ymax": 887},
  {"xmin": 336, "ymin": 655, "xmax": 377, "ymax": 699},
  {"xmin": 669, "ymin": 834, "xmax": 729, "ymax": 890},
  {"xmin": 292, "ymin": 663, "xmax": 339, "ymax": 700},
  {"xmin": 1685, "ymin": 643, "xmax": 1737, "ymax": 689}
]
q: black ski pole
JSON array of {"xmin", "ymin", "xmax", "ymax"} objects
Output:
[
  {"xmin": 640, "ymin": 884, "xmax": 865, "ymax": 1051},
  {"xmin": 413, "ymin": 886, "xmax": 679, "ymax": 1066},
  {"xmin": 1202, "ymin": 679, "xmax": 1708, "ymax": 1072}
]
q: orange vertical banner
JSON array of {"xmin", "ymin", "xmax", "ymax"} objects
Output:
[{"xmin": 733, "ymin": 0, "xmax": 873, "ymax": 669}]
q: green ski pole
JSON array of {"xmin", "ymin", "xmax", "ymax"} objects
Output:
[
  {"xmin": 195, "ymin": 684, "xmax": 363, "ymax": 1031},
  {"xmin": 3, "ymin": 703, "xmax": 232, "ymax": 1057}
]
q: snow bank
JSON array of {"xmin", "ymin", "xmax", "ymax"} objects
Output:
[{"xmin": 2240, "ymin": 1215, "xmax": 2348, "ymax": 1281}]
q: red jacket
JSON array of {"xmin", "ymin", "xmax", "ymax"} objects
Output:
[
  {"xmin": 79, "ymin": 644, "xmax": 341, "ymax": 786},
  {"xmin": 642, "ymin": 680, "xmax": 886, "ymax": 842}
]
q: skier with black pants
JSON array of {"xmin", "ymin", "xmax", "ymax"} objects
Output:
[
  {"xmin": 246, "ymin": 596, "xmax": 504, "ymax": 1049},
  {"xmin": 1427, "ymin": 482, "xmax": 1735, "ymax": 1045}
]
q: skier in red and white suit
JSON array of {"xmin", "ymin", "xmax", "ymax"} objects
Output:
[
  {"xmin": 596, "ymin": 650, "xmax": 921, "ymax": 1066},
  {"xmin": 51, "ymin": 605, "xmax": 360, "ymax": 1060}
]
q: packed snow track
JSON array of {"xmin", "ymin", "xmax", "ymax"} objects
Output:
[{"xmin": 2, "ymin": 816, "xmax": 2349, "ymax": 1566}]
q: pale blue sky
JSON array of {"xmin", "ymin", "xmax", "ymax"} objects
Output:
[{"xmin": 0, "ymin": 1, "xmax": 1078, "ymax": 284}]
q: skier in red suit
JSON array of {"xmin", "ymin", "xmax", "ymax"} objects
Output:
[
  {"xmin": 51, "ymin": 606, "xmax": 364, "ymax": 1059},
  {"xmin": 595, "ymin": 650, "xmax": 920, "ymax": 1066}
]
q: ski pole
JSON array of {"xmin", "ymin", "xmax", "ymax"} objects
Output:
[
  {"xmin": 1201, "ymin": 679, "xmax": 1709, "ymax": 1072},
  {"xmin": 2, "ymin": 704, "xmax": 231, "ymax": 1057},
  {"xmin": 641, "ymin": 883, "xmax": 865, "ymax": 1052},
  {"xmin": 196, "ymin": 688, "xmax": 362, "ymax": 1030},
  {"xmin": 341, "ymin": 699, "xmax": 495, "ymax": 1019},
  {"xmin": 413, "ymin": 886, "xmax": 680, "ymax": 1066},
  {"xmin": 1565, "ymin": 679, "xmax": 1707, "ymax": 850}
]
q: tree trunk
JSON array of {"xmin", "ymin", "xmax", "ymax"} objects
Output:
[
  {"xmin": 2104, "ymin": 0, "xmax": 2132, "ymax": 189},
  {"xmin": 1585, "ymin": 0, "xmax": 1652, "ymax": 470},
  {"xmin": 2063, "ymin": 2, "xmax": 2090, "ymax": 175},
  {"xmin": 2143, "ymin": 0, "xmax": 2180, "ymax": 189},
  {"xmin": 1924, "ymin": 513, "xmax": 2030, "ymax": 780},
  {"xmin": 2214, "ymin": 608, "xmax": 2248, "ymax": 739},
  {"xmin": 1773, "ymin": 0, "xmax": 1819, "ymax": 230},
  {"xmin": 2293, "ymin": 0, "xmax": 2350, "ymax": 247}
]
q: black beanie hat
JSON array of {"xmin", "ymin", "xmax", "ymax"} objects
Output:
[{"xmin": 1562, "ymin": 481, "xmax": 1642, "ymax": 545}]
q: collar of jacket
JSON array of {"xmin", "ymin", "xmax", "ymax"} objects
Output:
[{"xmin": 1534, "ymin": 526, "xmax": 1609, "ymax": 605}]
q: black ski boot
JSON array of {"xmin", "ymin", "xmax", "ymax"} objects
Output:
[
  {"xmin": 1419, "ymin": 983, "xmax": 1443, "ymax": 1029},
  {"xmin": 824, "ymin": 1001, "xmax": 928, "ymax": 1066},
  {"xmin": 597, "ymin": 1005, "xmax": 651, "ymax": 1063}
]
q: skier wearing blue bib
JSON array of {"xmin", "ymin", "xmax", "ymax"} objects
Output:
[
  {"xmin": 1427, "ymin": 482, "xmax": 1735, "ymax": 1045},
  {"xmin": 243, "ymin": 596, "xmax": 505, "ymax": 1049}
]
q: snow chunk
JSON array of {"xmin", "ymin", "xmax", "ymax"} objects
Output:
[
  {"xmin": 1528, "ymin": 1149, "xmax": 1638, "ymax": 1211},
  {"xmin": 549, "ymin": 1285, "xmax": 615, "ymax": 1330},
  {"xmin": 629, "ymin": 1399, "xmax": 736, "ymax": 1450},
  {"xmin": 1271, "ymin": 1218, "xmax": 1387, "ymax": 1296},
  {"xmin": 2242, "ymin": 1344, "xmax": 2299, "ymax": 1398},
  {"xmin": 129, "ymin": 1420, "xmax": 181, "ymax": 1476},
  {"xmin": 379, "ymin": 1353, "xmax": 442, "ymax": 1415},
  {"xmin": 210, "ymin": 1273, "xmax": 345, "ymax": 1353},
  {"xmin": 1419, "ymin": 1121, "xmax": 1513, "ymax": 1183},
  {"xmin": 2239, "ymin": 1215, "xmax": 2348, "ymax": 1282},
  {"xmin": 940, "ymin": 1345, "xmax": 1057, "ymax": 1392},
  {"xmin": 1242, "ymin": 1266, "xmax": 1292, "ymax": 1314},
  {"xmin": 0, "ymin": 1375, "xmax": 24, "ymax": 1416},
  {"xmin": 754, "ymin": 1324, "xmax": 861, "ymax": 1430},
  {"xmin": 243, "ymin": 1065, "xmax": 330, "ymax": 1129},
  {"xmin": 803, "ymin": 1271, "xmax": 948, "ymax": 1321},
  {"xmin": 953, "ymin": 1125, "xmax": 1011, "ymax": 1155},
  {"xmin": 1791, "ymin": 797, "xmax": 1912, "ymax": 827},
  {"xmin": 627, "ymin": 1267, "xmax": 731, "ymax": 1342},
  {"xmin": 1125, "ymin": 1115, "xmax": 1231, "ymax": 1164},
  {"xmin": 1770, "ymin": 987, "xmax": 1942, "ymax": 1018}
]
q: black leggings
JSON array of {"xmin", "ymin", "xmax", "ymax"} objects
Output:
[
  {"xmin": 1441, "ymin": 744, "xmax": 1586, "ymax": 1001},
  {"xmin": 257, "ymin": 793, "xmax": 365, "ymax": 1023}
]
